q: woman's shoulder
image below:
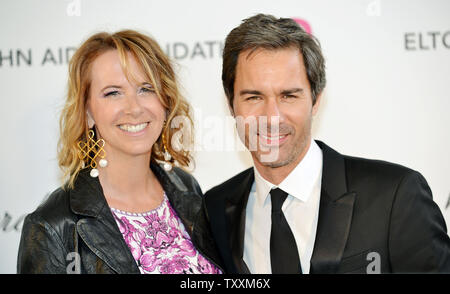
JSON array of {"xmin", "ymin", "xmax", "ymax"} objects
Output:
[
  {"xmin": 25, "ymin": 186, "xmax": 76, "ymax": 231},
  {"xmin": 170, "ymin": 166, "xmax": 203, "ymax": 195},
  {"xmin": 152, "ymin": 161, "xmax": 203, "ymax": 195},
  {"xmin": 18, "ymin": 187, "xmax": 78, "ymax": 273}
]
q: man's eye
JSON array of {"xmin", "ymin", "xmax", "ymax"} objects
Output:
[
  {"xmin": 283, "ymin": 94, "xmax": 297, "ymax": 99},
  {"xmin": 246, "ymin": 96, "xmax": 260, "ymax": 101},
  {"xmin": 104, "ymin": 91, "xmax": 119, "ymax": 97}
]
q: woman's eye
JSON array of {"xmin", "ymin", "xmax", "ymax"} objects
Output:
[
  {"xmin": 140, "ymin": 86, "xmax": 155, "ymax": 93},
  {"xmin": 104, "ymin": 91, "xmax": 119, "ymax": 97}
]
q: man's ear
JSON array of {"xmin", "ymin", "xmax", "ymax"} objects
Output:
[
  {"xmin": 312, "ymin": 92, "xmax": 322, "ymax": 116},
  {"xmin": 228, "ymin": 98, "xmax": 235, "ymax": 117},
  {"xmin": 229, "ymin": 105, "xmax": 235, "ymax": 117}
]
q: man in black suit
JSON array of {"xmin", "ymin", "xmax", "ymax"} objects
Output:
[{"xmin": 203, "ymin": 14, "xmax": 450, "ymax": 273}]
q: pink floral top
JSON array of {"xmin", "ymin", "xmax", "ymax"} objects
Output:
[{"xmin": 110, "ymin": 193, "xmax": 221, "ymax": 274}]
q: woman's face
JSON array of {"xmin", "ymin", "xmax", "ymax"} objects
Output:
[{"xmin": 87, "ymin": 49, "xmax": 166, "ymax": 159}]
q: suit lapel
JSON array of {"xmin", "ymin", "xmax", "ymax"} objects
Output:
[
  {"xmin": 70, "ymin": 169, "xmax": 140, "ymax": 274},
  {"xmin": 225, "ymin": 168, "xmax": 254, "ymax": 274},
  {"xmin": 310, "ymin": 141, "xmax": 356, "ymax": 273}
]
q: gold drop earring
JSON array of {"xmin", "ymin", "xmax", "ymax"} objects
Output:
[{"xmin": 78, "ymin": 129, "xmax": 108, "ymax": 178}]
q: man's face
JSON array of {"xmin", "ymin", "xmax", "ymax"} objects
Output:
[{"xmin": 232, "ymin": 47, "xmax": 320, "ymax": 168}]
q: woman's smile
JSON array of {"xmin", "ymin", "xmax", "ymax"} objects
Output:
[{"xmin": 117, "ymin": 122, "xmax": 150, "ymax": 135}]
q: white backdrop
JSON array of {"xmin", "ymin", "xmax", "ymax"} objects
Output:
[{"xmin": 1, "ymin": 0, "xmax": 449, "ymax": 274}]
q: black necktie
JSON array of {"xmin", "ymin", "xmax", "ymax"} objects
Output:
[{"xmin": 270, "ymin": 188, "xmax": 302, "ymax": 274}]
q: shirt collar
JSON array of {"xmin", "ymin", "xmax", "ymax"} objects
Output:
[{"xmin": 253, "ymin": 139, "xmax": 323, "ymax": 206}]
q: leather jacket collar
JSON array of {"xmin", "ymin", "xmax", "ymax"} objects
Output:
[{"xmin": 70, "ymin": 161, "xmax": 198, "ymax": 228}]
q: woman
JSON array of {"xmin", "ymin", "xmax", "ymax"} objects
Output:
[{"xmin": 17, "ymin": 30, "xmax": 223, "ymax": 274}]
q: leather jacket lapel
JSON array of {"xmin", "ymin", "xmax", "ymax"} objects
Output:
[
  {"xmin": 76, "ymin": 210, "xmax": 140, "ymax": 274},
  {"xmin": 69, "ymin": 169, "xmax": 140, "ymax": 274},
  {"xmin": 311, "ymin": 141, "xmax": 356, "ymax": 273},
  {"xmin": 225, "ymin": 168, "xmax": 254, "ymax": 274}
]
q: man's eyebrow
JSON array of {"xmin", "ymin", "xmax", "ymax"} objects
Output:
[
  {"xmin": 239, "ymin": 89, "xmax": 263, "ymax": 96},
  {"xmin": 280, "ymin": 88, "xmax": 304, "ymax": 95}
]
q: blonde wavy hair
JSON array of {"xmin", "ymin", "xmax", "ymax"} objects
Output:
[{"xmin": 58, "ymin": 30, "xmax": 193, "ymax": 189}]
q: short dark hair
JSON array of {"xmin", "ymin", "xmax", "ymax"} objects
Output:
[{"xmin": 222, "ymin": 13, "xmax": 326, "ymax": 108}]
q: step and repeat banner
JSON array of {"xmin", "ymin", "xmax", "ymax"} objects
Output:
[{"xmin": 1, "ymin": 0, "xmax": 449, "ymax": 273}]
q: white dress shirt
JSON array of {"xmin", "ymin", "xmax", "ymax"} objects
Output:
[{"xmin": 243, "ymin": 139, "xmax": 323, "ymax": 274}]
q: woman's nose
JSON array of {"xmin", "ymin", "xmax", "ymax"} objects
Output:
[{"xmin": 124, "ymin": 94, "xmax": 144, "ymax": 117}]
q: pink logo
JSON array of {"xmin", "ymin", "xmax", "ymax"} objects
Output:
[{"xmin": 292, "ymin": 18, "xmax": 312, "ymax": 34}]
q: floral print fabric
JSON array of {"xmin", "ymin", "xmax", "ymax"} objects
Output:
[{"xmin": 110, "ymin": 193, "xmax": 221, "ymax": 274}]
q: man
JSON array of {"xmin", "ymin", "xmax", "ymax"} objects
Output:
[{"xmin": 203, "ymin": 14, "xmax": 450, "ymax": 274}]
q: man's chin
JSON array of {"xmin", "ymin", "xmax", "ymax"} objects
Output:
[
  {"xmin": 259, "ymin": 161, "xmax": 289, "ymax": 168},
  {"xmin": 253, "ymin": 152, "xmax": 294, "ymax": 168}
]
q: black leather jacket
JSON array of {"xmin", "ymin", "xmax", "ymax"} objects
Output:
[{"xmin": 17, "ymin": 162, "xmax": 224, "ymax": 273}]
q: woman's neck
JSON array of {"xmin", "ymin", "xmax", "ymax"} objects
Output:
[{"xmin": 97, "ymin": 150, "xmax": 163, "ymax": 208}]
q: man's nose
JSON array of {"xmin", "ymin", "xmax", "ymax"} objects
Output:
[{"xmin": 263, "ymin": 98, "xmax": 282, "ymax": 125}]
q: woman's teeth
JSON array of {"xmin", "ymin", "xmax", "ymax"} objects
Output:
[{"xmin": 118, "ymin": 122, "xmax": 148, "ymax": 133}]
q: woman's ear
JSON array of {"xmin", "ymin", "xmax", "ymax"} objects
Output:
[{"xmin": 86, "ymin": 110, "xmax": 95, "ymax": 129}]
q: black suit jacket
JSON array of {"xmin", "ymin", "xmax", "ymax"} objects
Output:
[{"xmin": 204, "ymin": 141, "xmax": 450, "ymax": 273}]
